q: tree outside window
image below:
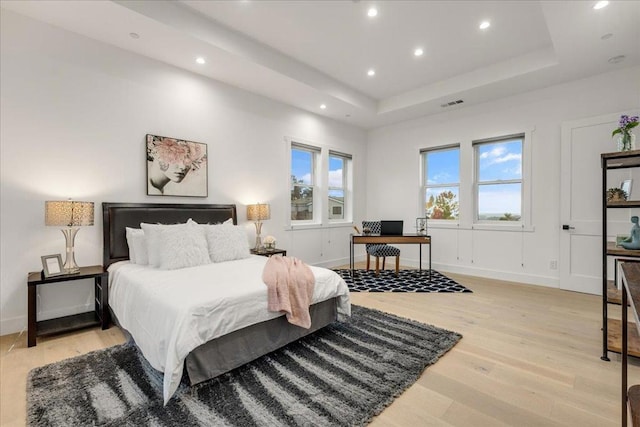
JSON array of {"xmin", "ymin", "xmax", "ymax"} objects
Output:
[
  {"xmin": 422, "ymin": 147, "xmax": 460, "ymax": 220},
  {"xmin": 291, "ymin": 147, "xmax": 315, "ymax": 221}
]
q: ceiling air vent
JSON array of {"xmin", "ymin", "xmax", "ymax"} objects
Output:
[{"xmin": 440, "ymin": 99, "xmax": 464, "ymax": 108}]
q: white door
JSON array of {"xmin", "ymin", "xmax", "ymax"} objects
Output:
[{"xmin": 559, "ymin": 111, "xmax": 640, "ymax": 294}]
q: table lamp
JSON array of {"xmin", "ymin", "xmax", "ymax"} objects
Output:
[
  {"xmin": 45, "ymin": 200, "xmax": 94, "ymax": 274},
  {"xmin": 246, "ymin": 203, "xmax": 270, "ymax": 250}
]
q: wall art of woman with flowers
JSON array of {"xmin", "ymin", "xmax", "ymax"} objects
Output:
[{"xmin": 146, "ymin": 134, "xmax": 208, "ymax": 196}]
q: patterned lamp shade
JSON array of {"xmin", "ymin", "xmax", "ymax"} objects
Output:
[
  {"xmin": 45, "ymin": 201, "xmax": 94, "ymax": 227},
  {"xmin": 246, "ymin": 203, "xmax": 270, "ymax": 221}
]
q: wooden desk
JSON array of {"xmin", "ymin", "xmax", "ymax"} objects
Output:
[
  {"xmin": 620, "ymin": 262, "xmax": 640, "ymax": 426},
  {"xmin": 350, "ymin": 234, "xmax": 431, "ymax": 280}
]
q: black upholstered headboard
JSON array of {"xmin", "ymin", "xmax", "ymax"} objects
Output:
[{"xmin": 102, "ymin": 202, "xmax": 238, "ymax": 267}]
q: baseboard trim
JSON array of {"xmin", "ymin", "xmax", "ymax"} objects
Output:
[{"xmin": 1, "ymin": 302, "xmax": 94, "ymax": 337}]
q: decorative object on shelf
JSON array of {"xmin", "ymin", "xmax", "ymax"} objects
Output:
[
  {"xmin": 621, "ymin": 179, "xmax": 633, "ymax": 200},
  {"xmin": 41, "ymin": 254, "xmax": 64, "ymax": 278},
  {"xmin": 620, "ymin": 216, "xmax": 640, "ymax": 250},
  {"xmin": 606, "ymin": 187, "xmax": 627, "ymax": 202},
  {"xmin": 246, "ymin": 203, "xmax": 270, "ymax": 250},
  {"xmin": 415, "ymin": 217, "xmax": 428, "ymax": 235},
  {"xmin": 146, "ymin": 134, "xmax": 208, "ymax": 197},
  {"xmin": 613, "ymin": 115, "xmax": 639, "ymax": 152},
  {"xmin": 45, "ymin": 200, "xmax": 94, "ymax": 274},
  {"xmin": 263, "ymin": 235, "xmax": 276, "ymax": 250},
  {"xmin": 616, "ymin": 234, "xmax": 629, "ymax": 247}
]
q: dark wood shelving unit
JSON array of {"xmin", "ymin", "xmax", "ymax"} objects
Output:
[
  {"xmin": 609, "ymin": 280, "xmax": 625, "ymax": 305},
  {"xmin": 602, "ymin": 150, "xmax": 640, "ymax": 363},
  {"xmin": 608, "ymin": 318, "xmax": 640, "ymax": 357},
  {"xmin": 620, "ymin": 262, "xmax": 640, "ymax": 426}
]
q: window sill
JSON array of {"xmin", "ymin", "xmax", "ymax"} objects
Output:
[
  {"xmin": 427, "ymin": 223, "xmax": 535, "ymax": 232},
  {"xmin": 286, "ymin": 221, "xmax": 354, "ymax": 231},
  {"xmin": 472, "ymin": 223, "xmax": 534, "ymax": 232}
]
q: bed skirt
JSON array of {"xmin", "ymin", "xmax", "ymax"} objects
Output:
[{"xmin": 185, "ymin": 297, "xmax": 338, "ymax": 385}]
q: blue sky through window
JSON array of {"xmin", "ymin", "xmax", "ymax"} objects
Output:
[
  {"xmin": 477, "ymin": 139, "xmax": 523, "ymax": 219},
  {"xmin": 478, "ymin": 140, "xmax": 522, "ymax": 181},
  {"xmin": 426, "ymin": 149, "xmax": 459, "ymax": 184},
  {"xmin": 291, "ymin": 149, "xmax": 312, "ymax": 184}
]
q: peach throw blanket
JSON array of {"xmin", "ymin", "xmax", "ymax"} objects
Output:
[{"xmin": 262, "ymin": 255, "xmax": 315, "ymax": 329}]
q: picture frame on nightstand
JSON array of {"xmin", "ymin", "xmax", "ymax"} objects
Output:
[{"xmin": 41, "ymin": 254, "xmax": 64, "ymax": 278}]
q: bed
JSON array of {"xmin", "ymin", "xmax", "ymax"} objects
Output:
[{"xmin": 102, "ymin": 202, "xmax": 351, "ymax": 403}]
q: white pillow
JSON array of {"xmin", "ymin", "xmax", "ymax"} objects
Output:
[
  {"xmin": 141, "ymin": 222, "xmax": 210, "ymax": 270},
  {"xmin": 204, "ymin": 223, "xmax": 250, "ymax": 263},
  {"xmin": 188, "ymin": 217, "xmax": 234, "ymax": 226},
  {"xmin": 125, "ymin": 227, "xmax": 148, "ymax": 265}
]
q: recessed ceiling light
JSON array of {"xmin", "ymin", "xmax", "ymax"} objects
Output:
[
  {"xmin": 196, "ymin": 57, "xmax": 206, "ymax": 65},
  {"xmin": 414, "ymin": 48, "xmax": 424, "ymax": 57},
  {"xmin": 608, "ymin": 55, "xmax": 626, "ymax": 64},
  {"xmin": 320, "ymin": 104, "xmax": 327, "ymax": 109},
  {"xmin": 129, "ymin": 32, "xmax": 140, "ymax": 39},
  {"xmin": 367, "ymin": 7, "xmax": 378, "ymax": 17},
  {"xmin": 593, "ymin": 1, "xmax": 609, "ymax": 10},
  {"xmin": 367, "ymin": 69, "xmax": 376, "ymax": 76},
  {"xmin": 479, "ymin": 21, "xmax": 491, "ymax": 30}
]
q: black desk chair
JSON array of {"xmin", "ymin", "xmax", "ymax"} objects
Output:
[{"xmin": 362, "ymin": 221, "xmax": 400, "ymax": 276}]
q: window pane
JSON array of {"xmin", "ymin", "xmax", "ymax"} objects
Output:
[
  {"xmin": 329, "ymin": 156, "xmax": 343, "ymax": 188},
  {"xmin": 291, "ymin": 185, "xmax": 313, "ymax": 220},
  {"xmin": 291, "ymin": 148, "xmax": 313, "ymax": 185},
  {"xmin": 425, "ymin": 187, "xmax": 459, "ymax": 220},
  {"xmin": 477, "ymin": 183, "xmax": 521, "ymax": 220},
  {"xmin": 426, "ymin": 149, "xmax": 460, "ymax": 185},
  {"xmin": 478, "ymin": 140, "xmax": 522, "ymax": 182},
  {"xmin": 329, "ymin": 189, "xmax": 344, "ymax": 219}
]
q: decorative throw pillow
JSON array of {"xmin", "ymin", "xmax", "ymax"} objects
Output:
[
  {"xmin": 141, "ymin": 222, "xmax": 210, "ymax": 270},
  {"xmin": 125, "ymin": 227, "xmax": 148, "ymax": 265},
  {"xmin": 204, "ymin": 223, "xmax": 250, "ymax": 263},
  {"xmin": 188, "ymin": 217, "xmax": 234, "ymax": 226}
]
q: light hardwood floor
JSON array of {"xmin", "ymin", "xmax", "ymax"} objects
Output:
[{"xmin": 1, "ymin": 266, "xmax": 637, "ymax": 426}]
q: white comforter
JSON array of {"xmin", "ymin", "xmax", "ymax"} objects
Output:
[{"xmin": 108, "ymin": 255, "xmax": 351, "ymax": 404}]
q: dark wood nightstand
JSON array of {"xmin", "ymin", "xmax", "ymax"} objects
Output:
[
  {"xmin": 250, "ymin": 248, "xmax": 287, "ymax": 257},
  {"xmin": 27, "ymin": 265, "xmax": 109, "ymax": 347}
]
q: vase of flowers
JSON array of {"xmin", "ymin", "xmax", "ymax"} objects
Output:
[
  {"xmin": 263, "ymin": 235, "xmax": 276, "ymax": 250},
  {"xmin": 613, "ymin": 114, "xmax": 639, "ymax": 152}
]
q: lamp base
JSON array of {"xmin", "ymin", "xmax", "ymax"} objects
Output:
[
  {"xmin": 61, "ymin": 228, "xmax": 81, "ymax": 274},
  {"xmin": 254, "ymin": 221, "xmax": 263, "ymax": 251}
]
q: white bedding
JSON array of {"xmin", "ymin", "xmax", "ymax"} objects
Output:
[{"xmin": 108, "ymin": 255, "xmax": 351, "ymax": 404}]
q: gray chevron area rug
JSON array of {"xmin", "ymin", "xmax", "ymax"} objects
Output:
[{"xmin": 27, "ymin": 305, "xmax": 461, "ymax": 427}]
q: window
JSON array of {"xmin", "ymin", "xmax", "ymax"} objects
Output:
[
  {"xmin": 328, "ymin": 151, "xmax": 351, "ymax": 221},
  {"xmin": 290, "ymin": 143, "xmax": 318, "ymax": 221},
  {"xmin": 422, "ymin": 146, "xmax": 460, "ymax": 220},
  {"xmin": 289, "ymin": 141, "xmax": 353, "ymax": 225},
  {"xmin": 474, "ymin": 135, "xmax": 523, "ymax": 222}
]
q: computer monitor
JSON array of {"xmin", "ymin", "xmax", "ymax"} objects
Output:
[{"xmin": 380, "ymin": 220, "xmax": 403, "ymax": 236}]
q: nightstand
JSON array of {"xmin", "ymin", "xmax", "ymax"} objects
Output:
[
  {"xmin": 27, "ymin": 265, "xmax": 109, "ymax": 347},
  {"xmin": 250, "ymin": 248, "xmax": 287, "ymax": 257}
]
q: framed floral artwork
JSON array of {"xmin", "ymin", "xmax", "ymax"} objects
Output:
[{"xmin": 146, "ymin": 134, "xmax": 208, "ymax": 197}]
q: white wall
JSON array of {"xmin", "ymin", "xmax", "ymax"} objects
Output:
[
  {"xmin": 0, "ymin": 11, "xmax": 367, "ymax": 335},
  {"xmin": 367, "ymin": 65, "xmax": 640, "ymax": 286}
]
